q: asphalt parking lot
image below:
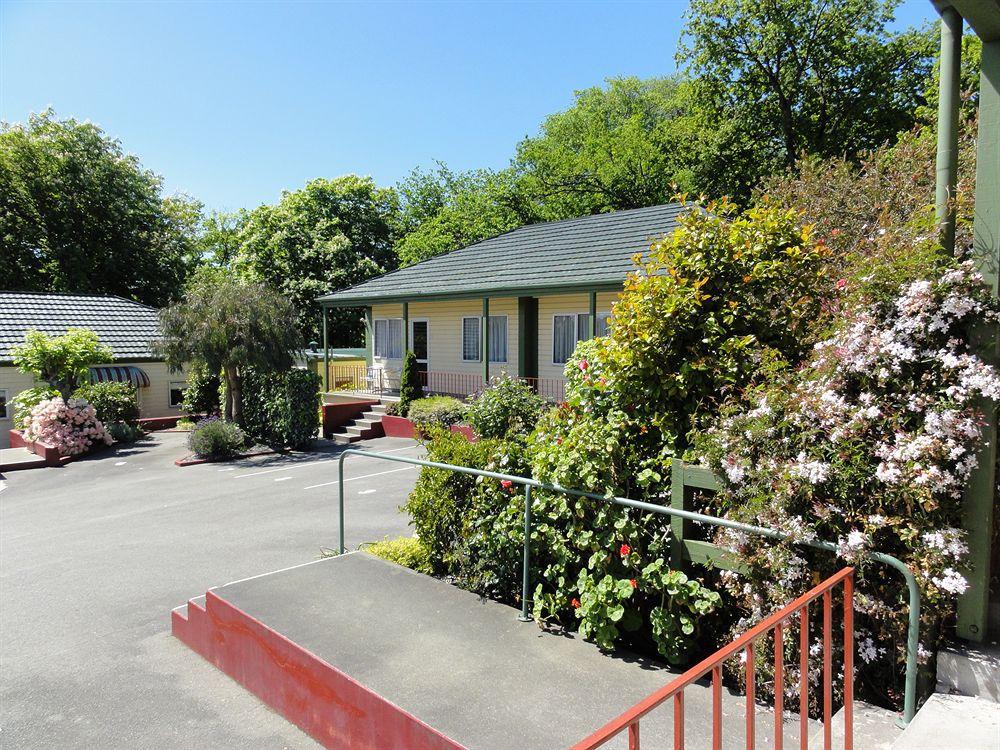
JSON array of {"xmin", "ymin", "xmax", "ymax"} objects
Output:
[{"xmin": 0, "ymin": 431, "xmax": 424, "ymax": 749}]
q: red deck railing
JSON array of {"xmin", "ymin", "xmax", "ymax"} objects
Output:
[
  {"xmin": 572, "ymin": 567, "xmax": 855, "ymax": 750},
  {"xmin": 327, "ymin": 364, "xmax": 567, "ymax": 402}
]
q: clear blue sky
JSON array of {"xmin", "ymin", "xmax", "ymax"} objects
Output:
[{"xmin": 1, "ymin": 0, "xmax": 941, "ymax": 214}]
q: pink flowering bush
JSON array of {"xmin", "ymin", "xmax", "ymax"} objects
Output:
[
  {"xmin": 694, "ymin": 260, "xmax": 1000, "ymax": 710},
  {"xmin": 24, "ymin": 397, "xmax": 113, "ymax": 455}
]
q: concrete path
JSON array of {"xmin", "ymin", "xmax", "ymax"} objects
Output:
[{"xmin": 0, "ymin": 432, "xmax": 423, "ymax": 749}]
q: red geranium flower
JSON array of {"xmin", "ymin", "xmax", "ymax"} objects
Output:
[
  {"xmin": 630, "ymin": 578, "xmax": 637, "ymax": 589},
  {"xmin": 571, "ymin": 598, "xmax": 581, "ymax": 609},
  {"xmin": 579, "ymin": 359, "xmax": 589, "ymax": 371},
  {"xmin": 619, "ymin": 543, "xmax": 631, "ymax": 557}
]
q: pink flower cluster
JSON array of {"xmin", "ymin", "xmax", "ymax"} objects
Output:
[{"xmin": 24, "ymin": 397, "xmax": 112, "ymax": 456}]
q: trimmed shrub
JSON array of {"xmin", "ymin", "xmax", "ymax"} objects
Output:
[
  {"xmin": 240, "ymin": 368, "xmax": 321, "ymax": 450},
  {"xmin": 383, "ymin": 400, "xmax": 401, "ymax": 416},
  {"xmin": 188, "ymin": 417, "xmax": 245, "ymax": 458},
  {"xmin": 108, "ymin": 421, "xmax": 145, "ymax": 444},
  {"xmin": 407, "ymin": 396, "xmax": 466, "ymax": 431},
  {"xmin": 398, "ymin": 351, "xmax": 423, "ymax": 415},
  {"xmin": 364, "ymin": 536, "xmax": 432, "ymax": 574},
  {"xmin": 10, "ymin": 386, "xmax": 59, "ymax": 429},
  {"xmin": 402, "ymin": 428, "xmax": 495, "ymax": 574},
  {"xmin": 182, "ymin": 361, "xmax": 221, "ymax": 416},
  {"xmin": 466, "ymin": 373, "xmax": 546, "ymax": 439},
  {"xmin": 73, "ymin": 381, "xmax": 139, "ymax": 425}
]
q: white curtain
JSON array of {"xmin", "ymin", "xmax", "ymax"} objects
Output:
[
  {"xmin": 553, "ymin": 315, "xmax": 577, "ymax": 364},
  {"xmin": 374, "ymin": 319, "xmax": 403, "ymax": 359},
  {"xmin": 489, "ymin": 315, "xmax": 507, "ymax": 363}
]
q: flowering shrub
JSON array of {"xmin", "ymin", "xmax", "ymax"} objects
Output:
[
  {"xmin": 466, "ymin": 373, "xmax": 547, "ymax": 439},
  {"xmin": 73, "ymin": 382, "xmax": 139, "ymax": 426},
  {"xmin": 187, "ymin": 417, "xmax": 246, "ymax": 458},
  {"xmin": 11, "ymin": 386, "xmax": 59, "ymax": 428},
  {"xmin": 24, "ymin": 397, "xmax": 112, "ymax": 455},
  {"xmin": 694, "ymin": 260, "xmax": 1000, "ymax": 709}
]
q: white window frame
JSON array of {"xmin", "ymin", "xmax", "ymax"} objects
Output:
[
  {"xmin": 461, "ymin": 316, "xmax": 481, "ymax": 362},
  {"xmin": 461, "ymin": 315, "xmax": 508, "ymax": 363},
  {"xmin": 373, "ymin": 317, "xmax": 404, "ymax": 360},
  {"xmin": 551, "ymin": 311, "xmax": 613, "ymax": 365},
  {"xmin": 168, "ymin": 381, "xmax": 186, "ymax": 409},
  {"xmin": 0, "ymin": 388, "xmax": 8, "ymax": 420}
]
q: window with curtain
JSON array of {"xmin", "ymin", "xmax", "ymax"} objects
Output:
[
  {"xmin": 462, "ymin": 316, "xmax": 507, "ymax": 362},
  {"xmin": 462, "ymin": 317, "xmax": 481, "ymax": 361},
  {"xmin": 553, "ymin": 314, "xmax": 577, "ymax": 364},
  {"xmin": 374, "ymin": 318, "xmax": 403, "ymax": 359},
  {"xmin": 489, "ymin": 315, "xmax": 507, "ymax": 363},
  {"xmin": 554, "ymin": 312, "xmax": 613, "ymax": 364}
]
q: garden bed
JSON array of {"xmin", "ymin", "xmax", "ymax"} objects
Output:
[{"xmin": 174, "ymin": 446, "xmax": 280, "ymax": 467}]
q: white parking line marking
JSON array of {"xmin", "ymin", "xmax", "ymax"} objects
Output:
[
  {"xmin": 274, "ymin": 477, "xmax": 291, "ymax": 482},
  {"xmin": 358, "ymin": 489, "xmax": 376, "ymax": 495},
  {"xmin": 303, "ymin": 465, "xmax": 415, "ymax": 490},
  {"xmin": 233, "ymin": 444, "xmax": 422, "ymax": 479},
  {"xmin": 115, "ymin": 461, "xmax": 127, "ymax": 466},
  {"xmin": 218, "ymin": 467, "xmax": 235, "ymax": 472}
]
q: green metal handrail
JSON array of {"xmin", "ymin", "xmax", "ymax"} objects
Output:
[{"xmin": 336, "ymin": 448, "xmax": 921, "ymax": 724}]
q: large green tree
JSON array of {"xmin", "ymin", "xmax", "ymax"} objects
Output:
[
  {"xmin": 395, "ymin": 165, "xmax": 537, "ymax": 266},
  {"xmin": 231, "ymin": 175, "xmax": 399, "ymax": 344},
  {"xmin": 679, "ymin": 0, "xmax": 936, "ymax": 189},
  {"xmin": 157, "ymin": 270, "xmax": 301, "ymax": 424},
  {"xmin": 0, "ymin": 110, "xmax": 202, "ymax": 305},
  {"xmin": 515, "ymin": 77, "xmax": 706, "ymax": 216}
]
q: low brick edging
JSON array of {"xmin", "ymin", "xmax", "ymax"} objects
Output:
[
  {"xmin": 380, "ymin": 416, "xmax": 477, "ymax": 442},
  {"xmin": 9, "ymin": 430, "xmax": 64, "ymax": 466}
]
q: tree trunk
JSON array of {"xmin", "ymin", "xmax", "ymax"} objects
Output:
[
  {"xmin": 224, "ymin": 366, "xmax": 235, "ymax": 422},
  {"xmin": 230, "ymin": 369, "xmax": 244, "ymax": 427}
]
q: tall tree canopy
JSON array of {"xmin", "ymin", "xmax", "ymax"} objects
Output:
[
  {"xmin": 0, "ymin": 110, "xmax": 202, "ymax": 305},
  {"xmin": 395, "ymin": 165, "xmax": 536, "ymax": 266},
  {"xmin": 679, "ymin": 0, "xmax": 936, "ymax": 180},
  {"xmin": 515, "ymin": 76, "xmax": 705, "ymax": 217},
  {"xmin": 229, "ymin": 175, "xmax": 399, "ymax": 344}
]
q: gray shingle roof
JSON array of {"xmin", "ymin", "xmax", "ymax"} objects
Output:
[
  {"xmin": 0, "ymin": 292, "xmax": 163, "ymax": 363},
  {"xmin": 318, "ymin": 203, "xmax": 685, "ymax": 305}
]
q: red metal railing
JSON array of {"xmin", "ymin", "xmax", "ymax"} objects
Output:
[
  {"xmin": 328, "ymin": 365, "xmax": 567, "ymax": 402},
  {"xmin": 572, "ymin": 567, "xmax": 855, "ymax": 750}
]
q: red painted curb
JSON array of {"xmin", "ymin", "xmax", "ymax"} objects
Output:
[
  {"xmin": 172, "ymin": 590, "xmax": 466, "ymax": 750},
  {"xmin": 174, "ymin": 448, "xmax": 279, "ymax": 467}
]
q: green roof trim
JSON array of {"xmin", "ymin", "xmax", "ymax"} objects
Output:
[{"xmin": 318, "ymin": 203, "xmax": 685, "ymax": 307}]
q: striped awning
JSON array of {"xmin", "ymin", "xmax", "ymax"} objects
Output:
[{"xmin": 88, "ymin": 365, "xmax": 150, "ymax": 388}]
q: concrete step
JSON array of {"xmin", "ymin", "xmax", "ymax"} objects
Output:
[
  {"xmin": 330, "ymin": 432, "xmax": 361, "ymax": 444},
  {"xmin": 345, "ymin": 425, "xmax": 378, "ymax": 437},
  {"xmin": 889, "ymin": 693, "xmax": 998, "ymax": 750},
  {"xmin": 0, "ymin": 447, "xmax": 47, "ymax": 472},
  {"xmin": 355, "ymin": 418, "xmax": 381, "ymax": 428},
  {"xmin": 936, "ymin": 643, "xmax": 1000, "ymax": 703},
  {"xmin": 369, "ymin": 404, "xmax": 388, "ymax": 414},
  {"xmin": 809, "ymin": 701, "xmax": 902, "ymax": 749}
]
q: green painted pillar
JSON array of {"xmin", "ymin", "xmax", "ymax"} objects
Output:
[
  {"xmin": 364, "ymin": 307, "xmax": 373, "ymax": 367},
  {"xmin": 322, "ymin": 305, "xmax": 329, "ymax": 392},
  {"xmin": 402, "ymin": 301, "xmax": 410, "ymax": 353},
  {"xmin": 936, "ymin": 7, "xmax": 963, "ymax": 253},
  {"xmin": 482, "ymin": 297, "xmax": 490, "ymax": 384},
  {"xmin": 589, "ymin": 290, "xmax": 598, "ymax": 339},
  {"xmin": 957, "ymin": 38, "xmax": 1000, "ymax": 642}
]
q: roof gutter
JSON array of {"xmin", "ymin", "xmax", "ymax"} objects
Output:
[{"xmin": 318, "ymin": 280, "xmax": 626, "ymax": 308}]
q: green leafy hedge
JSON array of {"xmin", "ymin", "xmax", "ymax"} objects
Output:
[
  {"xmin": 182, "ymin": 361, "xmax": 221, "ymax": 415},
  {"xmin": 10, "ymin": 386, "xmax": 59, "ymax": 429},
  {"xmin": 73, "ymin": 381, "xmax": 140, "ymax": 425},
  {"xmin": 407, "ymin": 396, "xmax": 466, "ymax": 431},
  {"xmin": 398, "ymin": 351, "xmax": 423, "ymax": 415},
  {"xmin": 240, "ymin": 368, "xmax": 321, "ymax": 450}
]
